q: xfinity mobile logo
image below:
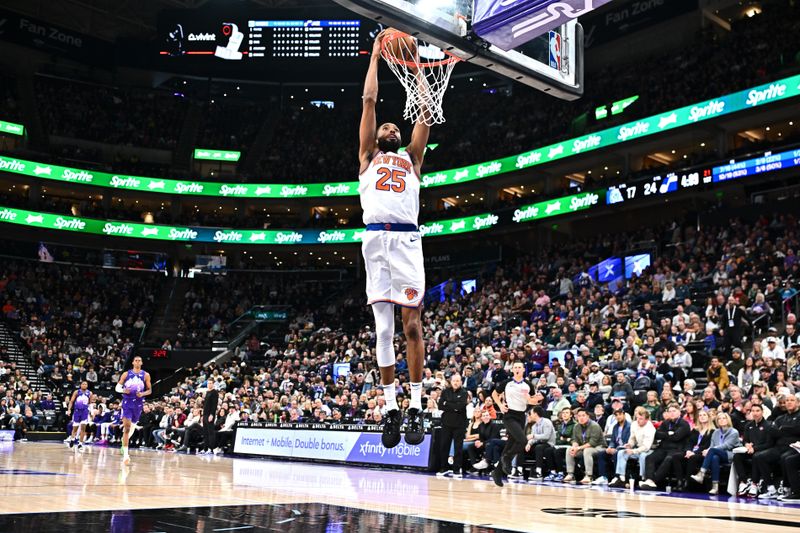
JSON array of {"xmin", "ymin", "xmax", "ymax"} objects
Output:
[
  {"xmin": 516, "ymin": 152, "xmax": 542, "ymax": 169},
  {"xmin": 512, "ymin": 205, "xmax": 539, "ymax": 223},
  {"xmin": 473, "ymin": 214, "xmax": 498, "ymax": 229},
  {"xmin": 322, "ymin": 184, "xmax": 351, "ymax": 196},
  {"xmin": 0, "ymin": 158, "xmax": 25, "ymax": 172},
  {"xmin": 175, "ymin": 182, "xmax": 204, "ymax": 194},
  {"xmin": 572, "ymin": 135, "xmax": 601, "ymax": 154},
  {"xmin": 102, "ymin": 223, "xmax": 134, "ymax": 235},
  {"xmin": 33, "ymin": 165, "xmax": 51, "ymax": 176},
  {"xmin": 318, "ymin": 231, "xmax": 346, "ymax": 243},
  {"xmin": 280, "ymin": 185, "xmax": 308, "ymax": 197},
  {"xmin": 110, "ymin": 176, "xmax": 140, "ymax": 188},
  {"xmin": 220, "ymin": 184, "xmax": 248, "ymax": 196},
  {"xmin": 453, "ymin": 169, "xmax": 469, "ymax": 181},
  {"xmin": 255, "ymin": 186, "xmax": 272, "ymax": 196},
  {"xmin": 570, "ymin": 193, "xmax": 599, "ymax": 210},
  {"xmin": 275, "ymin": 232, "xmax": 303, "ymax": 243},
  {"xmin": 168, "ymin": 228, "xmax": 198, "ymax": 240},
  {"xmin": 617, "ymin": 121, "xmax": 649, "ymax": 141},
  {"xmin": 249, "ymin": 232, "xmax": 266, "ymax": 242},
  {"xmin": 745, "ymin": 83, "xmax": 787, "ymax": 106},
  {"xmin": 148, "ymin": 180, "xmax": 166, "ymax": 190},
  {"xmin": 688, "ymin": 100, "xmax": 725, "ymax": 122},
  {"xmin": 476, "ymin": 161, "xmax": 502, "ymax": 178},
  {"xmin": 213, "ymin": 230, "xmax": 243, "ymax": 242},
  {"xmin": 422, "ymin": 173, "xmax": 448, "ymax": 187}
]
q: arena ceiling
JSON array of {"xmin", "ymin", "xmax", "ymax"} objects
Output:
[{"xmin": 0, "ymin": 0, "xmax": 332, "ymax": 42}]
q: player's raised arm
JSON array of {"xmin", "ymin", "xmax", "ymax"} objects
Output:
[
  {"xmin": 405, "ymin": 71, "xmax": 431, "ymax": 173},
  {"xmin": 359, "ymin": 31, "xmax": 385, "ymax": 173}
]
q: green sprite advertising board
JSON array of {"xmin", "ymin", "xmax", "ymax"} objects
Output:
[
  {"xmin": 193, "ymin": 149, "xmax": 241, "ymax": 162},
  {"xmin": 0, "ymin": 120, "xmax": 25, "ymax": 136},
  {"xmin": 0, "ymin": 206, "xmax": 514, "ymax": 245},
  {"xmin": 1, "ymin": 75, "xmax": 798, "ymax": 198}
]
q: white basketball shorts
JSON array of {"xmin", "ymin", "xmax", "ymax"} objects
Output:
[{"xmin": 361, "ymin": 230, "xmax": 425, "ymax": 308}]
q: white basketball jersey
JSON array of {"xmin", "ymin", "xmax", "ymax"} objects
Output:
[{"xmin": 359, "ymin": 151, "xmax": 420, "ymax": 226}]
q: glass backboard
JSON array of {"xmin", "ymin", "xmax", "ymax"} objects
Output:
[{"xmin": 332, "ymin": 0, "xmax": 583, "ymax": 100}]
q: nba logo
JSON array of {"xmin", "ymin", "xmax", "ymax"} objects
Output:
[{"xmin": 549, "ymin": 31, "xmax": 561, "ymax": 71}]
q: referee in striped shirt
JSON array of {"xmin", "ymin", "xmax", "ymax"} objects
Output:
[{"xmin": 491, "ymin": 361, "xmax": 543, "ymax": 486}]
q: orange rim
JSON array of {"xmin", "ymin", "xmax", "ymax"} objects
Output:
[{"xmin": 380, "ymin": 31, "xmax": 460, "ymax": 68}]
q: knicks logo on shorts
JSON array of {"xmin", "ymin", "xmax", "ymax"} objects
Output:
[{"xmin": 404, "ymin": 288, "xmax": 419, "ymax": 301}]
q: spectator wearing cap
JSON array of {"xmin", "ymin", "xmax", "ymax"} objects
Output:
[
  {"xmin": 530, "ymin": 339, "xmax": 548, "ymax": 371},
  {"xmin": 726, "ymin": 348, "xmax": 745, "ymax": 379},
  {"xmin": 763, "ymin": 337, "xmax": 786, "ymax": 362},
  {"xmin": 587, "ymin": 362, "xmax": 604, "ymax": 385}
]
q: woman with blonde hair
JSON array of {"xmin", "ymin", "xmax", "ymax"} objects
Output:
[{"xmin": 690, "ymin": 412, "xmax": 741, "ymax": 494}]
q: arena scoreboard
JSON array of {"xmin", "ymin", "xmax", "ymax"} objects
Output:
[{"xmin": 159, "ymin": 12, "xmax": 373, "ymax": 61}]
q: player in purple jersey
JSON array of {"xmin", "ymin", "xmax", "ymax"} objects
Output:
[
  {"xmin": 66, "ymin": 381, "xmax": 92, "ymax": 451},
  {"xmin": 115, "ymin": 355, "xmax": 151, "ymax": 465}
]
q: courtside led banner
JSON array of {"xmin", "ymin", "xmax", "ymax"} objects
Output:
[
  {"xmin": 193, "ymin": 148, "xmax": 241, "ymax": 162},
  {"xmin": 0, "ymin": 120, "xmax": 24, "ymax": 136},
  {"xmin": 1, "ymin": 75, "xmax": 798, "ymax": 198},
  {"xmin": 0, "ymin": 206, "xmax": 504, "ymax": 244},
  {"xmin": 233, "ymin": 427, "xmax": 432, "ymax": 468}
]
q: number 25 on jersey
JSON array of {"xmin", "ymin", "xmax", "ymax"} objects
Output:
[{"xmin": 375, "ymin": 167, "xmax": 406, "ymax": 193}]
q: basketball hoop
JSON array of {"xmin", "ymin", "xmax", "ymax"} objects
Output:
[{"xmin": 380, "ymin": 30, "xmax": 460, "ymax": 126}]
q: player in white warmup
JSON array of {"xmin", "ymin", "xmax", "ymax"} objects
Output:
[{"xmin": 358, "ymin": 30, "xmax": 428, "ymax": 448}]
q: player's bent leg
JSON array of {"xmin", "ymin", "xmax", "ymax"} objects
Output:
[{"xmin": 121, "ymin": 419, "xmax": 132, "ymax": 464}]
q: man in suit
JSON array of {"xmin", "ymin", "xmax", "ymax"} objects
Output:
[{"xmin": 202, "ymin": 380, "xmax": 219, "ymax": 454}]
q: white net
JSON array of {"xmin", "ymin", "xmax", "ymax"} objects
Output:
[{"xmin": 380, "ymin": 33, "xmax": 459, "ymax": 126}]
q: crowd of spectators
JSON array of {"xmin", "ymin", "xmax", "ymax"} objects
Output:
[
  {"xmin": 198, "ymin": 98, "xmax": 271, "ymax": 152},
  {"xmin": 0, "ymin": 261, "xmax": 162, "ymax": 436},
  {"xmin": 35, "ymin": 76, "xmax": 187, "ymax": 150}
]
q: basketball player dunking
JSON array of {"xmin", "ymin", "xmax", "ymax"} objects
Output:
[
  {"xmin": 359, "ymin": 30, "xmax": 428, "ymax": 448},
  {"xmin": 115, "ymin": 355, "xmax": 151, "ymax": 465},
  {"xmin": 66, "ymin": 380, "xmax": 92, "ymax": 451}
]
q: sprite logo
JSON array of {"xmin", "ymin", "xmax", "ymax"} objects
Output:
[
  {"xmin": 421, "ymin": 173, "xmax": 448, "ymax": 187},
  {"xmin": 617, "ymin": 121, "xmax": 650, "ymax": 141},
  {"xmin": 280, "ymin": 185, "xmax": 308, "ymax": 197},
  {"xmin": 688, "ymin": 100, "xmax": 725, "ymax": 122},
  {"xmin": 317, "ymin": 231, "xmax": 346, "ymax": 243},
  {"xmin": 275, "ymin": 232, "xmax": 303, "ymax": 243},
  {"xmin": 0, "ymin": 158, "xmax": 24, "ymax": 172},
  {"xmin": 745, "ymin": 83, "xmax": 787, "ymax": 106},
  {"xmin": 322, "ymin": 184, "xmax": 351, "ymax": 196},
  {"xmin": 213, "ymin": 230, "xmax": 243, "ymax": 242},
  {"xmin": 220, "ymin": 185, "xmax": 248, "ymax": 196},
  {"xmin": 175, "ymin": 183, "xmax": 204, "ymax": 194},
  {"xmin": 168, "ymin": 228, "xmax": 198, "ymax": 240},
  {"xmin": 516, "ymin": 152, "xmax": 542, "ymax": 169},
  {"xmin": 570, "ymin": 193, "xmax": 599, "ymax": 210},
  {"xmin": 476, "ymin": 161, "xmax": 502, "ymax": 178},
  {"xmin": 420, "ymin": 222, "xmax": 444, "ymax": 236},
  {"xmin": 572, "ymin": 135, "xmax": 602, "ymax": 154},
  {"xmin": 473, "ymin": 214, "xmax": 498, "ymax": 229},
  {"xmin": 110, "ymin": 176, "xmax": 140, "ymax": 188},
  {"xmin": 0, "ymin": 208, "xmax": 17, "ymax": 221},
  {"xmin": 53, "ymin": 217, "xmax": 86, "ymax": 230},
  {"xmin": 102, "ymin": 222, "xmax": 134, "ymax": 235},
  {"xmin": 512, "ymin": 205, "xmax": 539, "ymax": 223},
  {"xmin": 62, "ymin": 169, "xmax": 93, "ymax": 183}
]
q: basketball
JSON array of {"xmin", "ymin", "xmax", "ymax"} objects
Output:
[{"xmin": 382, "ymin": 29, "xmax": 418, "ymax": 65}]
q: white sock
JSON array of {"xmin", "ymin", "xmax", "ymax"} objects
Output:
[
  {"xmin": 410, "ymin": 382, "xmax": 422, "ymax": 410},
  {"xmin": 383, "ymin": 383, "xmax": 398, "ymax": 411}
]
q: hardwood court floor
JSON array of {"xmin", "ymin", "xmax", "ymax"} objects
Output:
[{"xmin": 0, "ymin": 442, "xmax": 798, "ymax": 532}]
